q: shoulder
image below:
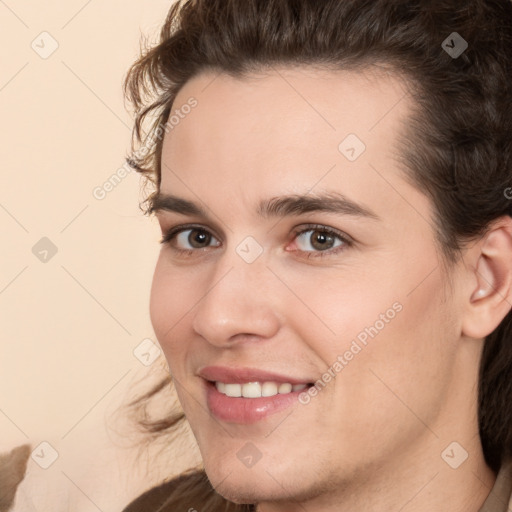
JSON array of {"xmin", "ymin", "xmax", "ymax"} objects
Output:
[
  {"xmin": 121, "ymin": 470, "xmax": 234, "ymax": 512},
  {"xmin": 121, "ymin": 478, "xmax": 180, "ymax": 511}
]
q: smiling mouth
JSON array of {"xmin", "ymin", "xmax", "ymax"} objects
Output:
[
  {"xmin": 203, "ymin": 379, "xmax": 316, "ymax": 424},
  {"xmin": 209, "ymin": 380, "xmax": 314, "ymax": 398}
]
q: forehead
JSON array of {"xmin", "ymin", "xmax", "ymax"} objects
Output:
[
  {"xmin": 159, "ymin": 65, "xmax": 431, "ymax": 230},
  {"xmin": 165, "ymin": 65, "xmax": 410, "ymax": 156}
]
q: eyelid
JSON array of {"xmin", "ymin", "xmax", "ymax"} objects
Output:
[
  {"xmin": 289, "ymin": 223, "xmax": 354, "ymax": 245},
  {"xmin": 159, "ymin": 222, "xmax": 354, "ymax": 257},
  {"xmin": 159, "ymin": 223, "xmax": 221, "ymax": 247}
]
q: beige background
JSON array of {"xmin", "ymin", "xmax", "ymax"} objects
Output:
[{"xmin": 0, "ymin": 1, "xmax": 200, "ymax": 510}]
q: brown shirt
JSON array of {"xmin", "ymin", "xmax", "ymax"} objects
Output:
[{"xmin": 479, "ymin": 458, "xmax": 512, "ymax": 512}]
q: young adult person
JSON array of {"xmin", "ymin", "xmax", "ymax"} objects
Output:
[{"xmin": 121, "ymin": 1, "xmax": 512, "ymax": 510}]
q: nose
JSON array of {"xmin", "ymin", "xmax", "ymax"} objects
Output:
[{"xmin": 191, "ymin": 252, "xmax": 281, "ymax": 347}]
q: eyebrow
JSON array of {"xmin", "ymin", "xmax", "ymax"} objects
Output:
[{"xmin": 149, "ymin": 191, "xmax": 380, "ymax": 221}]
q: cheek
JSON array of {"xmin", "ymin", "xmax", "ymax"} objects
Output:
[
  {"xmin": 298, "ymin": 248, "xmax": 456, "ymax": 430},
  {"xmin": 149, "ymin": 257, "xmax": 192, "ymax": 361},
  {"xmin": 281, "ymin": 261, "xmax": 403, "ymax": 363},
  {"xmin": 324, "ymin": 269, "xmax": 456, "ymax": 444}
]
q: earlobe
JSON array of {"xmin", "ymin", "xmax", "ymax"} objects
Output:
[{"xmin": 462, "ymin": 218, "xmax": 512, "ymax": 339}]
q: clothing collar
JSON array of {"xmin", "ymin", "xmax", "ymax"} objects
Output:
[{"xmin": 479, "ymin": 458, "xmax": 512, "ymax": 512}]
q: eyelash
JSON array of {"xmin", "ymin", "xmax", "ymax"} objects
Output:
[{"xmin": 159, "ymin": 223, "xmax": 353, "ymax": 259}]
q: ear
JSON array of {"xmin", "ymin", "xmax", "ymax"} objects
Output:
[{"xmin": 461, "ymin": 216, "xmax": 512, "ymax": 339}]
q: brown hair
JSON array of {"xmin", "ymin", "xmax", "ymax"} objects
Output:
[{"xmin": 122, "ymin": 0, "xmax": 512, "ymax": 509}]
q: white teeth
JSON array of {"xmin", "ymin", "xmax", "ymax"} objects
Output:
[
  {"xmin": 262, "ymin": 382, "xmax": 278, "ymax": 397},
  {"xmin": 215, "ymin": 381, "xmax": 308, "ymax": 398},
  {"xmin": 223, "ymin": 383, "xmax": 242, "ymax": 397},
  {"xmin": 241, "ymin": 382, "xmax": 261, "ymax": 398},
  {"xmin": 278, "ymin": 383, "xmax": 292, "ymax": 394}
]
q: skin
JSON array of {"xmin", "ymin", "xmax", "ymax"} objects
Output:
[{"xmin": 149, "ymin": 65, "xmax": 512, "ymax": 511}]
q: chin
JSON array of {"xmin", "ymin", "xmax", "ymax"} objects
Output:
[
  {"xmin": 210, "ymin": 479, "xmax": 281, "ymax": 506},
  {"xmin": 206, "ymin": 462, "xmax": 316, "ymax": 505},
  {"xmin": 203, "ymin": 463, "xmax": 269, "ymax": 501},
  {"xmin": 211, "ymin": 475, "xmax": 328, "ymax": 508}
]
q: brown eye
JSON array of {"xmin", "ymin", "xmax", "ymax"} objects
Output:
[
  {"xmin": 160, "ymin": 226, "xmax": 221, "ymax": 252},
  {"xmin": 294, "ymin": 227, "xmax": 345, "ymax": 253},
  {"xmin": 309, "ymin": 230, "xmax": 336, "ymax": 251},
  {"xmin": 186, "ymin": 229, "xmax": 212, "ymax": 248}
]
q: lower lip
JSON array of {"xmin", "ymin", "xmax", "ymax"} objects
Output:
[{"xmin": 204, "ymin": 381, "xmax": 311, "ymax": 424}]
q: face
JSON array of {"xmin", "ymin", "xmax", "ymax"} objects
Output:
[{"xmin": 149, "ymin": 66, "xmax": 469, "ymax": 505}]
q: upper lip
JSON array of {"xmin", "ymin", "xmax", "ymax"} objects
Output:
[{"xmin": 198, "ymin": 366, "xmax": 314, "ymax": 385}]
